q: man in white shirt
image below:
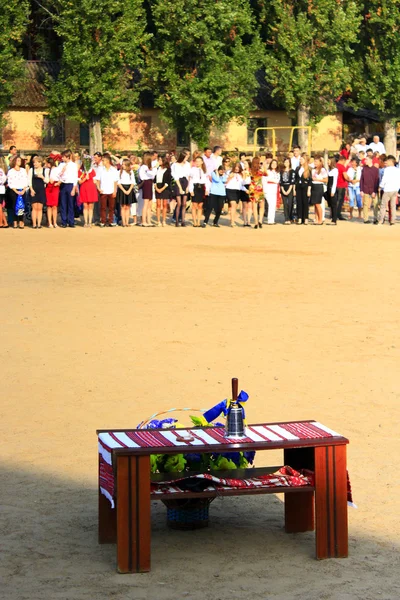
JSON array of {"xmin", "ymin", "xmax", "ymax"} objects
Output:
[
  {"xmin": 211, "ymin": 146, "xmax": 223, "ymax": 168},
  {"xmin": 377, "ymin": 155, "xmax": 400, "ymax": 225},
  {"xmin": 202, "ymin": 147, "xmax": 217, "ymax": 180},
  {"xmin": 58, "ymin": 149, "xmax": 79, "ymax": 227},
  {"xmin": 91, "ymin": 152, "xmax": 103, "ymax": 224},
  {"xmin": 291, "ymin": 146, "xmax": 301, "ymax": 170},
  {"xmin": 354, "ymin": 136, "xmax": 368, "ymax": 155},
  {"xmin": 95, "ymin": 153, "xmax": 119, "ymax": 227},
  {"xmin": 368, "ymin": 135, "xmax": 386, "ymax": 155}
]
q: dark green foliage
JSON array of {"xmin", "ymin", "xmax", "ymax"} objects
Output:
[
  {"xmin": 147, "ymin": 0, "xmax": 263, "ymax": 146},
  {"xmin": 0, "ymin": 1, "xmax": 30, "ymax": 125},
  {"xmin": 259, "ymin": 0, "xmax": 362, "ymax": 119}
]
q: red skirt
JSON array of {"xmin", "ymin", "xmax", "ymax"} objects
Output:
[
  {"xmin": 46, "ymin": 183, "xmax": 60, "ymax": 207},
  {"xmin": 79, "ymin": 179, "xmax": 98, "ymax": 204}
]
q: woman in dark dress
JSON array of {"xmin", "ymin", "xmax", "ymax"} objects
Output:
[
  {"xmin": 155, "ymin": 157, "xmax": 172, "ymax": 227},
  {"xmin": 28, "ymin": 156, "xmax": 46, "ymax": 228},
  {"xmin": 280, "ymin": 157, "xmax": 296, "ymax": 224},
  {"xmin": 295, "ymin": 155, "xmax": 312, "ymax": 225},
  {"xmin": 117, "ymin": 159, "xmax": 137, "ymax": 227}
]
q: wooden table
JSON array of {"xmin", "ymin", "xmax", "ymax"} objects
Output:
[{"xmin": 97, "ymin": 420, "xmax": 349, "ymax": 573}]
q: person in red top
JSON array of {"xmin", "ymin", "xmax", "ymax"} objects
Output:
[
  {"xmin": 339, "ymin": 143, "xmax": 351, "ymax": 160},
  {"xmin": 336, "ymin": 155, "xmax": 350, "ymax": 220},
  {"xmin": 78, "ymin": 165, "xmax": 98, "ymax": 227}
]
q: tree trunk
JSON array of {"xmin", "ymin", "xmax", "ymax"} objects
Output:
[
  {"xmin": 383, "ymin": 119, "xmax": 397, "ymax": 157},
  {"xmin": 297, "ymin": 105, "xmax": 310, "ymax": 154},
  {"xmin": 89, "ymin": 117, "xmax": 103, "ymax": 155},
  {"xmin": 189, "ymin": 138, "xmax": 198, "ymax": 156}
]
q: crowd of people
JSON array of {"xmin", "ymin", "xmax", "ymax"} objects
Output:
[{"xmin": 0, "ymin": 136, "xmax": 399, "ymax": 230}]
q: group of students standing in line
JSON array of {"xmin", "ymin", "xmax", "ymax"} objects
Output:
[{"xmin": 0, "ymin": 141, "xmax": 398, "ymax": 230}]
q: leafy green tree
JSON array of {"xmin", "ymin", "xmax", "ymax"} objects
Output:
[
  {"xmin": 353, "ymin": 2, "xmax": 400, "ymax": 155},
  {"xmin": 257, "ymin": 0, "xmax": 361, "ymax": 151},
  {"xmin": 0, "ymin": 1, "xmax": 30, "ymax": 127},
  {"xmin": 46, "ymin": 0, "xmax": 150, "ymax": 152},
  {"xmin": 147, "ymin": 0, "xmax": 263, "ymax": 148}
]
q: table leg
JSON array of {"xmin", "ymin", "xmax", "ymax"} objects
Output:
[
  {"xmin": 314, "ymin": 445, "xmax": 348, "ymax": 559},
  {"xmin": 99, "ymin": 489, "xmax": 116, "ymax": 544},
  {"xmin": 116, "ymin": 455, "xmax": 151, "ymax": 573},
  {"xmin": 284, "ymin": 448, "xmax": 314, "ymax": 533}
]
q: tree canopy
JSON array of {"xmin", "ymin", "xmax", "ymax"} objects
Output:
[
  {"xmin": 2, "ymin": 0, "xmax": 400, "ymax": 151},
  {"xmin": 45, "ymin": 0, "xmax": 150, "ymax": 151},
  {"xmin": 257, "ymin": 0, "xmax": 361, "ymax": 147},
  {"xmin": 353, "ymin": 1, "xmax": 400, "ymax": 153},
  {"xmin": 146, "ymin": 0, "xmax": 263, "ymax": 146},
  {"xmin": 0, "ymin": 1, "xmax": 30, "ymax": 126}
]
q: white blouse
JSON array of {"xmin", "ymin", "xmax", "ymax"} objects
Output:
[
  {"xmin": 188, "ymin": 166, "xmax": 210, "ymax": 193},
  {"xmin": 138, "ymin": 164, "xmax": 156, "ymax": 181},
  {"xmin": 0, "ymin": 168, "xmax": 6, "ymax": 194},
  {"xmin": 7, "ymin": 168, "xmax": 29, "ymax": 190},
  {"xmin": 226, "ymin": 173, "xmax": 243, "ymax": 190},
  {"xmin": 312, "ymin": 168, "xmax": 328, "ymax": 185},
  {"xmin": 156, "ymin": 167, "xmax": 167, "ymax": 185},
  {"xmin": 45, "ymin": 167, "xmax": 60, "ymax": 184},
  {"xmin": 172, "ymin": 161, "xmax": 191, "ymax": 181},
  {"xmin": 119, "ymin": 170, "xmax": 136, "ymax": 184}
]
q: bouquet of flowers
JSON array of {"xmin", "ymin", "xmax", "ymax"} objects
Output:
[
  {"xmin": 139, "ymin": 392, "xmax": 255, "ymax": 475},
  {"xmin": 82, "ymin": 154, "xmax": 92, "ymax": 173}
]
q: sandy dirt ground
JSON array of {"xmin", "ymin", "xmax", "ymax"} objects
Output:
[{"xmin": 1, "ymin": 215, "xmax": 400, "ymax": 600}]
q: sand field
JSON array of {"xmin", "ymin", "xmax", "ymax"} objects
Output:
[{"xmin": 1, "ymin": 217, "xmax": 400, "ymax": 600}]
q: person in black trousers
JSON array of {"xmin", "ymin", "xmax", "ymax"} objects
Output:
[
  {"xmin": 295, "ymin": 156, "xmax": 312, "ymax": 224},
  {"xmin": 280, "ymin": 157, "xmax": 296, "ymax": 224},
  {"xmin": 326, "ymin": 157, "xmax": 339, "ymax": 225}
]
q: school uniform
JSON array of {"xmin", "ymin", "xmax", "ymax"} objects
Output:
[
  {"xmin": 204, "ymin": 172, "xmax": 226, "ymax": 225},
  {"xmin": 326, "ymin": 168, "xmax": 339, "ymax": 223},
  {"xmin": 295, "ymin": 166, "xmax": 312, "ymax": 222},
  {"xmin": 172, "ymin": 162, "xmax": 191, "ymax": 197},
  {"xmin": 225, "ymin": 173, "xmax": 243, "ymax": 203},
  {"xmin": 138, "ymin": 164, "xmax": 156, "ymax": 199},
  {"xmin": 280, "ymin": 169, "xmax": 296, "ymax": 221},
  {"xmin": 155, "ymin": 167, "xmax": 172, "ymax": 200},
  {"xmin": 116, "ymin": 170, "xmax": 137, "ymax": 206},
  {"xmin": 58, "ymin": 161, "xmax": 79, "ymax": 227},
  {"xmin": 94, "ymin": 165, "xmax": 119, "ymax": 225},
  {"xmin": 310, "ymin": 168, "xmax": 328, "ymax": 205},
  {"xmin": 6, "ymin": 168, "xmax": 29, "ymax": 224},
  {"xmin": 188, "ymin": 166, "xmax": 209, "ymax": 203}
]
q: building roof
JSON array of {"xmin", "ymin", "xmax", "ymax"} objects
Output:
[{"xmin": 12, "ymin": 61, "xmax": 59, "ymax": 109}]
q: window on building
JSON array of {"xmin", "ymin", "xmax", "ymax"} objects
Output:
[
  {"xmin": 177, "ymin": 130, "xmax": 190, "ymax": 147},
  {"xmin": 42, "ymin": 116, "xmax": 65, "ymax": 145},
  {"xmin": 247, "ymin": 117, "xmax": 268, "ymax": 146},
  {"xmin": 80, "ymin": 124, "xmax": 90, "ymax": 147}
]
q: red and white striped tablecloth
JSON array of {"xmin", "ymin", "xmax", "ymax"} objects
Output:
[{"xmin": 98, "ymin": 421, "xmax": 343, "ymax": 507}]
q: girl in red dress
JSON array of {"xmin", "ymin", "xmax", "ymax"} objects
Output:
[
  {"xmin": 78, "ymin": 165, "xmax": 98, "ymax": 227},
  {"xmin": 45, "ymin": 157, "xmax": 61, "ymax": 228}
]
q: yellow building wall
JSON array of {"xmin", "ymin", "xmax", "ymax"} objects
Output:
[
  {"xmin": 2, "ymin": 110, "xmax": 44, "ymax": 151},
  {"xmin": 1, "ymin": 110, "xmax": 80, "ymax": 153},
  {"xmin": 103, "ymin": 109, "xmax": 176, "ymax": 151},
  {"xmin": 1, "ymin": 108, "xmax": 343, "ymax": 155},
  {"xmin": 210, "ymin": 111, "xmax": 293, "ymax": 153},
  {"xmin": 311, "ymin": 113, "xmax": 343, "ymax": 153}
]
